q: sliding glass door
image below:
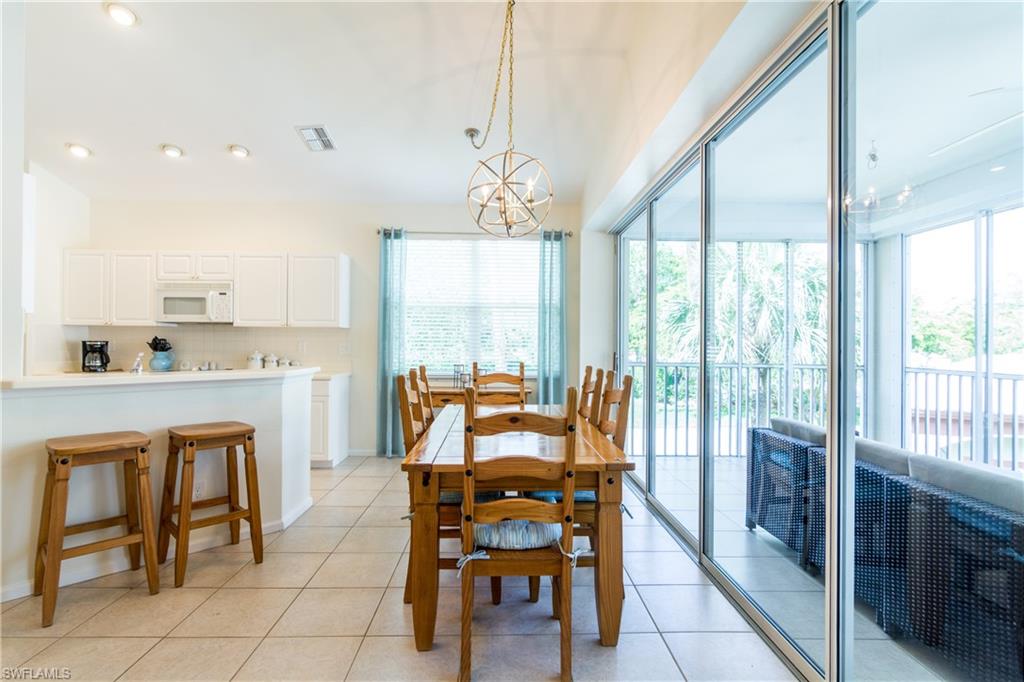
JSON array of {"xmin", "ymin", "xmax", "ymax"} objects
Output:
[{"xmin": 619, "ymin": 212, "xmax": 649, "ymax": 484}]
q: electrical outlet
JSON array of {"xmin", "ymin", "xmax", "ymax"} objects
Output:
[
  {"xmin": 194, "ymin": 481, "xmax": 205, "ymax": 500},
  {"xmin": 298, "ymin": 340, "xmax": 308, "ymax": 355}
]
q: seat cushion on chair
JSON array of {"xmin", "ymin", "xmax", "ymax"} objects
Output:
[
  {"xmin": 770, "ymin": 417, "xmax": 826, "ymax": 446},
  {"xmin": 524, "ymin": 490, "xmax": 597, "ymax": 504},
  {"xmin": 474, "ymin": 519, "xmax": 562, "ymax": 550},
  {"xmin": 439, "ymin": 491, "xmax": 504, "ymax": 505},
  {"xmin": 854, "ymin": 437, "xmax": 913, "ymax": 476},
  {"xmin": 909, "ymin": 456, "xmax": 1024, "ymax": 514}
]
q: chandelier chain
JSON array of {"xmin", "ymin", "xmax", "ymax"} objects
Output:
[
  {"xmin": 471, "ymin": 0, "xmax": 515, "ymax": 151},
  {"xmin": 507, "ymin": 0, "xmax": 514, "ymax": 150}
]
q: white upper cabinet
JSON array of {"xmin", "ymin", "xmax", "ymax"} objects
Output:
[
  {"xmin": 157, "ymin": 251, "xmax": 233, "ymax": 281},
  {"xmin": 110, "ymin": 252, "xmax": 156, "ymax": 325},
  {"xmin": 287, "ymin": 254, "xmax": 351, "ymax": 327},
  {"xmin": 63, "ymin": 250, "xmax": 109, "ymax": 325},
  {"xmin": 234, "ymin": 253, "xmax": 288, "ymax": 327}
]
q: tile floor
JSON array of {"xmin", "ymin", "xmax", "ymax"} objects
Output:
[{"xmin": 0, "ymin": 456, "xmax": 797, "ymax": 682}]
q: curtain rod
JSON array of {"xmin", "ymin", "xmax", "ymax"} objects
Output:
[{"xmin": 377, "ymin": 228, "xmax": 573, "ymax": 237}]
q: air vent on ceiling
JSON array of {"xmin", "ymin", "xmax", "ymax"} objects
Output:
[{"xmin": 296, "ymin": 125, "xmax": 335, "ymax": 152}]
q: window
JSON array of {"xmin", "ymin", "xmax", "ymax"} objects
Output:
[{"xmin": 403, "ymin": 237, "xmax": 539, "ymax": 375}]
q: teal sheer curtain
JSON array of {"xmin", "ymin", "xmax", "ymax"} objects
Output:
[
  {"xmin": 537, "ymin": 229, "xmax": 567, "ymax": 405},
  {"xmin": 377, "ymin": 227, "xmax": 407, "ymax": 457}
]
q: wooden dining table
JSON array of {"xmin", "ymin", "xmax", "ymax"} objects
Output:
[{"xmin": 402, "ymin": 403, "xmax": 634, "ymax": 652}]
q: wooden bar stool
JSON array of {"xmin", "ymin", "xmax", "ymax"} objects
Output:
[
  {"xmin": 157, "ymin": 421, "xmax": 263, "ymax": 587},
  {"xmin": 35, "ymin": 431, "xmax": 159, "ymax": 627}
]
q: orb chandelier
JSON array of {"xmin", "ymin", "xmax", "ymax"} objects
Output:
[{"xmin": 466, "ymin": 0, "xmax": 553, "ymax": 238}]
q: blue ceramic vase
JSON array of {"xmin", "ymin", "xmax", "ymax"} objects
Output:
[{"xmin": 149, "ymin": 350, "xmax": 175, "ymax": 372}]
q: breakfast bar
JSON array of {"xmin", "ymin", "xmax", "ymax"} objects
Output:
[{"xmin": 0, "ymin": 366, "xmax": 319, "ymax": 601}]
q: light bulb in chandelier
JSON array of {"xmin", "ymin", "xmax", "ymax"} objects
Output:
[{"xmin": 468, "ymin": 148, "xmax": 553, "ymax": 238}]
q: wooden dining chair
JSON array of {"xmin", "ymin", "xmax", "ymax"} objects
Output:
[
  {"xmin": 416, "ymin": 365, "xmax": 436, "ymax": 426},
  {"xmin": 471, "ymin": 361, "xmax": 527, "ymax": 409},
  {"xmin": 459, "ymin": 386, "xmax": 579, "ymax": 682},
  {"xmin": 409, "ymin": 369, "xmax": 435, "ymax": 428},
  {"xmin": 397, "ymin": 372, "xmax": 505, "ymax": 606},
  {"xmin": 591, "ymin": 370, "xmax": 634, "ymax": 450},
  {"xmin": 578, "ymin": 365, "xmax": 605, "ymax": 422}
]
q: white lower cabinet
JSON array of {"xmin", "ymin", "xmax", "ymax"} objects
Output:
[{"xmin": 310, "ymin": 373, "xmax": 350, "ymax": 468}]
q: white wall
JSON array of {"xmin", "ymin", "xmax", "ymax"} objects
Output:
[
  {"xmin": 25, "ymin": 163, "xmax": 91, "ymax": 373},
  {"xmin": 87, "ymin": 200, "xmax": 582, "ymax": 454},
  {"xmin": 578, "ymin": 230, "xmax": 617, "ymax": 374},
  {"xmin": 2, "ymin": 1, "xmax": 27, "ymax": 380}
]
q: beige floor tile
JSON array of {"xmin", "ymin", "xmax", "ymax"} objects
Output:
[
  {"xmin": 469, "ymin": 635, "xmax": 557, "ymax": 681},
  {"xmin": 207, "ymin": 531, "xmax": 280, "ymax": 552},
  {"xmin": 333, "ymin": 476, "xmax": 390, "ymax": 492},
  {"xmin": 0, "ymin": 638, "xmax": 57, "ymax": 667},
  {"xmin": 169, "ymin": 588, "xmax": 298, "ymax": 637},
  {"xmin": 350, "ymin": 458, "xmax": 403, "ymax": 477},
  {"xmin": 310, "ymin": 488, "xmax": 329, "ymax": 503},
  {"xmin": 293, "ymin": 506, "xmax": 364, "ymax": 527},
  {"xmin": 316, "ymin": 489, "xmax": 378, "ymax": 507},
  {"xmin": 68, "ymin": 587, "xmax": 214, "ymax": 637},
  {"xmin": 716, "ymin": 556, "xmax": 823, "ymax": 592},
  {"xmin": 384, "ymin": 475, "xmax": 411, "ymax": 492},
  {"xmin": 387, "ymin": 554, "xmax": 460, "ymax": 590},
  {"xmin": 637, "ymin": 585, "xmax": 751, "ymax": 632},
  {"xmin": 120, "ymin": 637, "xmax": 260, "ymax": 681},
  {"xmin": 355, "ymin": 506, "xmax": 410, "ymax": 527},
  {"xmin": 310, "ymin": 476, "xmax": 341, "ymax": 490},
  {"xmin": 157, "ymin": 552, "xmax": 252, "ymax": 587},
  {"xmin": 369, "ymin": 491, "xmax": 411, "ymax": 507},
  {"xmin": 266, "ymin": 526, "xmax": 349, "ymax": 553},
  {"xmin": 346, "ymin": 635, "xmax": 459, "ymax": 681},
  {"xmin": 234, "ymin": 637, "xmax": 361, "ymax": 681},
  {"xmin": 621, "ymin": 525, "xmax": 685, "ymax": 552},
  {"xmin": 572, "ymin": 586, "xmax": 657, "ymax": 634},
  {"xmin": 663, "ymin": 632, "xmax": 796, "ymax": 681},
  {"xmin": 223, "ymin": 553, "xmax": 328, "ymax": 588},
  {"xmin": 334, "ymin": 527, "xmax": 409, "ymax": 553},
  {"xmin": 1, "ymin": 596, "xmax": 29, "ymax": 613},
  {"xmin": 623, "ymin": 551, "xmax": 710, "ymax": 585},
  {"xmin": 308, "ymin": 553, "xmax": 402, "ymax": 588},
  {"xmin": 310, "ymin": 467, "xmax": 351, "ymax": 482},
  {"xmin": 2, "ymin": 589, "xmax": 128, "ymax": 638},
  {"xmin": 23, "ymin": 637, "xmax": 159, "ymax": 682},
  {"xmin": 72, "ymin": 568, "xmax": 148, "ymax": 589},
  {"xmin": 573, "ymin": 633, "xmax": 684, "ymax": 681},
  {"xmin": 269, "ymin": 588, "xmax": 384, "ymax": 636},
  {"xmin": 367, "ymin": 587, "xmax": 462, "ymax": 636}
]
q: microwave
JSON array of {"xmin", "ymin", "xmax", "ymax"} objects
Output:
[{"xmin": 155, "ymin": 281, "xmax": 234, "ymax": 323}]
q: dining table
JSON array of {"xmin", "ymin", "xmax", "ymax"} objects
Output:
[{"xmin": 402, "ymin": 402, "xmax": 634, "ymax": 652}]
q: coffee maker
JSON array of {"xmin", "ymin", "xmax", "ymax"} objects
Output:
[{"xmin": 81, "ymin": 341, "xmax": 111, "ymax": 372}]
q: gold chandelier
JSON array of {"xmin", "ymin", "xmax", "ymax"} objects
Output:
[{"xmin": 466, "ymin": 0, "xmax": 553, "ymax": 238}]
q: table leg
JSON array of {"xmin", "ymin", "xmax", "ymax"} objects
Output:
[
  {"xmin": 411, "ymin": 473, "xmax": 440, "ymax": 652},
  {"xmin": 595, "ymin": 473, "xmax": 624, "ymax": 646}
]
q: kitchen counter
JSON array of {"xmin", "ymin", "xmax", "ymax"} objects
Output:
[
  {"xmin": 1, "ymin": 365, "xmax": 319, "ymax": 600},
  {"xmin": 1, "ymin": 366, "xmax": 319, "ymax": 390}
]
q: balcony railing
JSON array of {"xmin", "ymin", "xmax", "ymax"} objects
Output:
[
  {"xmin": 622, "ymin": 361, "xmax": 1023, "ymax": 472},
  {"xmin": 906, "ymin": 367, "xmax": 1023, "ymax": 471}
]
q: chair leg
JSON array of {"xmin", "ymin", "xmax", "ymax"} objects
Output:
[
  {"xmin": 243, "ymin": 435, "xmax": 263, "ymax": 563},
  {"xmin": 41, "ymin": 457, "xmax": 71, "ymax": 628},
  {"xmin": 226, "ymin": 445, "xmax": 241, "ymax": 545},
  {"xmin": 528, "ymin": 575, "xmax": 540, "ymax": 603},
  {"xmin": 174, "ymin": 444, "xmax": 196, "ymax": 587},
  {"xmin": 559, "ymin": 561, "xmax": 573, "ymax": 682},
  {"xmin": 135, "ymin": 447, "xmax": 160, "ymax": 594},
  {"xmin": 34, "ymin": 460, "xmax": 56, "ymax": 596},
  {"xmin": 123, "ymin": 459, "xmax": 142, "ymax": 570},
  {"xmin": 551, "ymin": 575, "xmax": 561, "ymax": 620},
  {"xmin": 490, "ymin": 576, "xmax": 502, "ymax": 605},
  {"xmin": 157, "ymin": 443, "xmax": 179, "ymax": 564},
  {"xmin": 459, "ymin": 564, "xmax": 474, "ymax": 682}
]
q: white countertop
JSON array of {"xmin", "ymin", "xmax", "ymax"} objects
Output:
[{"xmin": 1, "ymin": 366, "xmax": 320, "ymax": 390}]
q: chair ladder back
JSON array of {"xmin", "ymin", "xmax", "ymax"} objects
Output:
[
  {"xmin": 581, "ymin": 367, "xmax": 605, "ymax": 424},
  {"xmin": 597, "ymin": 371, "xmax": 633, "ymax": 450},
  {"xmin": 409, "ymin": 369, "xmax": 434, "ymax": 427},
  {"xmin": 472, "ymin": 361, "xmax": 527, "ymax": 409},
  {"xmin": 396, "ymin": 374, "xmax": 424, "ymax": 455},
  {"xmin": 417, "ymin": 365, "xmax": 435, "ymax": 425}
]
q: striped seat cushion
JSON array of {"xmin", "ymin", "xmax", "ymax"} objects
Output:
[
  {"xmin": 525, "ymin": 490, "xmax": 597, "ymax": 504},
  {"xmin": 474, "ymin": 519, "xmax": 561, "ymax": 550}
]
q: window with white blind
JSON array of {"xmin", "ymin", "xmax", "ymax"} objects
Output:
[{"xmin": 403, "ymin": 236, "xmax": 539, "ymax": 376}]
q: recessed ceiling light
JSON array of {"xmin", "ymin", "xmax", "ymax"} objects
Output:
[
  {"xmin": 66, "ymin": 143, "xmax": 92, "ymax": 159},
  {"xmin": 990, "ymin": 165, "xmax": 1007, "ymax": 173},
  {"xmin": 105, "ymin": 3, "xmax": 137, "ymax": 27},
  {"xmin": 228, "ymin": 144, "xmax": 250, "ymax": 159},
  {"xmin": 161, "ymin": 144, "xmax": 184, "ymax": 159}
]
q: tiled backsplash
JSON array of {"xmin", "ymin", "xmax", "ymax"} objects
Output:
[{"xmin": 88, "ymin": 325, "xmax": 352, "ymax": 372}]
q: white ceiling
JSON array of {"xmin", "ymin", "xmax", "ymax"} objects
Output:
[{"xmin": 24, "ymin": 1, "xmax": 731, "ymax": 204}]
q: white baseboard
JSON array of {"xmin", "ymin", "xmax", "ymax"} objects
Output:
[{"xmin": 280, "ymin": 496, "xmax": 313, "ymax": 528}]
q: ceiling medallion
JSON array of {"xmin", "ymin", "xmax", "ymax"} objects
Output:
[{"xmin": 466, "ymin": 0, "xmax": 553, "ymax": 238}]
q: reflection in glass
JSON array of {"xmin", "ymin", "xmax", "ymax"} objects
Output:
[{"xmin": 620, "ymin": 212, "xmax": 648, "ymax": 483}]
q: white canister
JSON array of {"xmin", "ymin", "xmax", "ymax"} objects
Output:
[
  {"xmin": 247, "ymin": 351, "xmax": 264, "ymax": 370},
  {"xmin": 264, "ymin": 353, "xmax": 279, "ymax": 368}
]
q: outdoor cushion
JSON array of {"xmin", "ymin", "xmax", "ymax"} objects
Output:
[
  {"xmin": 854, "ymin": 437, "xmax": 913, "ymax": 475},
  {"xmin": 908, "ymin": 456, "xmax": 1024, "ymax": 514},
  {"xmin": 474, "ymin": 519, "xmax": 562, "ymax": 550},
  {"xmin": 770, "ymin": 417, "xmax": 826, "ymax": 446}
]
